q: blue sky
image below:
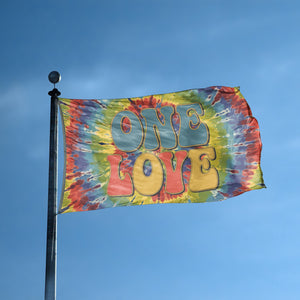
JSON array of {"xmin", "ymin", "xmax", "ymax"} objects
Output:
[{"xmin": 1, "ymin": 0, "xmax": 300, "ymax": 299}]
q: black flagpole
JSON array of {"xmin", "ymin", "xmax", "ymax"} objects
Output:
[{"xmin": 45, "ymin": 71, "xmax": 61, "ymax": 300}]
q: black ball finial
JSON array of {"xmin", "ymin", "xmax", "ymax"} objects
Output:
[{"xmin": 48, "ymin": 71, "xmax": 61, "ymax": 84}]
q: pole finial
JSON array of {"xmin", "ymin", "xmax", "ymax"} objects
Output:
[{"xmin": 48, "ymin": 71, "xmax": 61, "ymax": 86}]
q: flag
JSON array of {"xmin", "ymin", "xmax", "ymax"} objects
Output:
[{"xmin": 58, "ymin": 86, "xmax": 265, "ymax": 213}]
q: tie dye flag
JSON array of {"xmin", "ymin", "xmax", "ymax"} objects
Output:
[{"xmin": 58, "ymin": 86, "xmax": 265, "ymax": 213}]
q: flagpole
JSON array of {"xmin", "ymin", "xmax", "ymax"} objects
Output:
[{"xmin": 45, "ymin": 71, "xmax": 61, "ymax": 300}]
